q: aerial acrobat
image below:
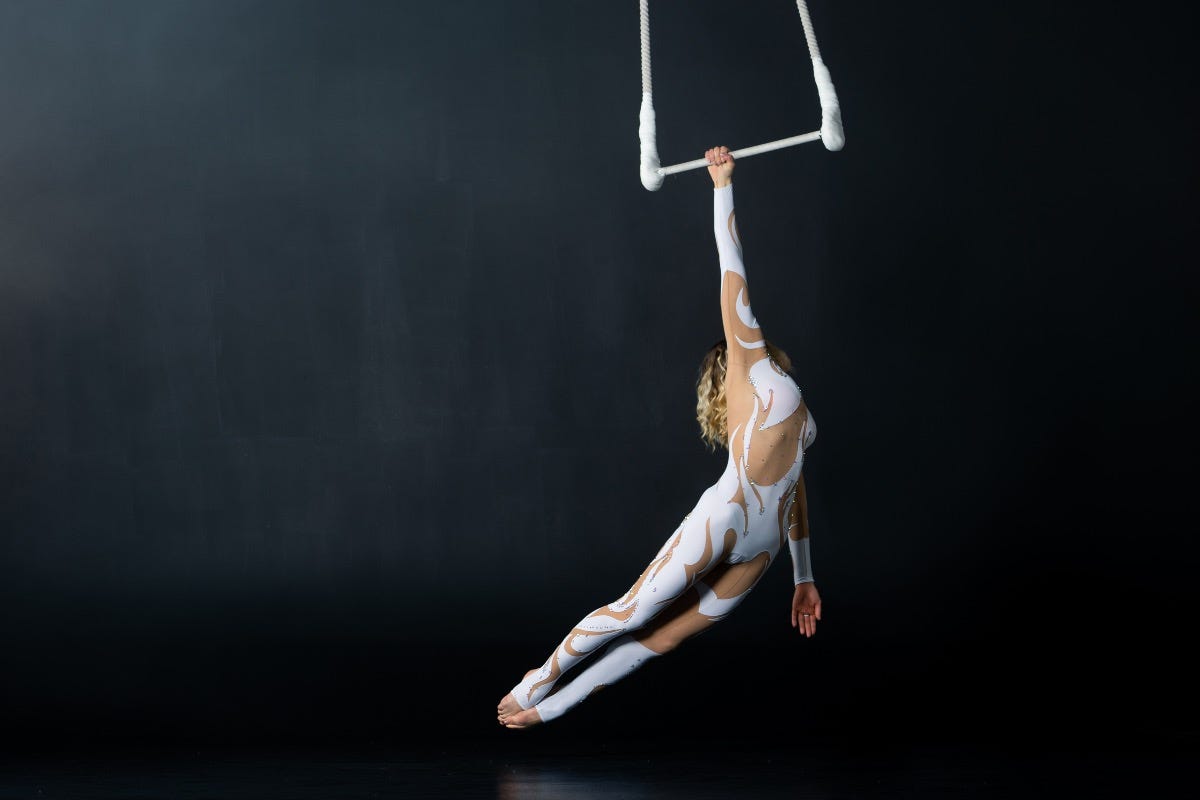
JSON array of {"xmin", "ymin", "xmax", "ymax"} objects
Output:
[{"xmin": 497, "ymin": 1, "xmax": 844, "ymax": 729}]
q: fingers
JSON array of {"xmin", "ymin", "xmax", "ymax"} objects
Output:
[
  {"xmin": 704, "ymin": 147, "xmax": 734, "ymax": 167},
  {"xmin": 792, "ymin": 603, "xmax": 817, "ymax": 637}
]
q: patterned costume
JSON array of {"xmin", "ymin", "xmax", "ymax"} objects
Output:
[{"xmin": 510, "ymin": 184, "xmax": 816, "ymax": 722}]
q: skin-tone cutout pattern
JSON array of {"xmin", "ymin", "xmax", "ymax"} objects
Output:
[{"xmin": 499, "ymin": 152, "xmax": 818, "ymax": 729}]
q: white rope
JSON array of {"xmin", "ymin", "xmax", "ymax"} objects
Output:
[
  {"xmin": 638, "ymin": 0, "xmax": 663, "ymax": 191},
  {"xmin": 639, "ymin": 0, "xmax": 652, "ymax": 95},
  {"xmin": 637, "ymin": 0, "xmax": 844, "ymax": 191},
  {"xmin": 795, "ymin": 0, "xmax": 823, "ymax": 61}
]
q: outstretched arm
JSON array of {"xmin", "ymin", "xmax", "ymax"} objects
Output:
[{"xmin": 706, "ymin": 147, "xmax": 768, "ymax": 371}]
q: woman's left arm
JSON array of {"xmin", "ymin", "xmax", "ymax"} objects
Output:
[{"xmin": 789, "ymin": 474, "xmax": 822, "ymax": 637}]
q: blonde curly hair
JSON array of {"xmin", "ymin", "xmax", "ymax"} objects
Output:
[{"xmin": 695, "ymin": 339, "xmax": 793, "ymax": 451}]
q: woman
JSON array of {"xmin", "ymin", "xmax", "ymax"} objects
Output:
[{"xmin": 497, "ymin": 146, "xmax": 822, "ymax": 729}]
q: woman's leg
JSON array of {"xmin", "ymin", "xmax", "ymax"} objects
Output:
[
  {"xmin": 515, "ymin": 553, "xmax": 774, "ymax": 726},
  {"xmin": 635, "ymin": 550, "xmax": 772, "ymax": 651},
  {"xmin": 506, "ymin": 504, "xmax": 735, "ymax": 714}
]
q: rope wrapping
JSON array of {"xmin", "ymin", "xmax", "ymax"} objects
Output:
[
  {"xmin": 639, "ymin": 92, "xmax": 663, "ymax": 191},
  {"xmin": 811, "ymin": 58, "xmax": 844, "ymax": 151}
]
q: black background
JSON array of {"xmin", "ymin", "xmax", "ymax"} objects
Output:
[{"xmin": 0, "ymin": 0, "xmax": 1195, "ymax": 754}]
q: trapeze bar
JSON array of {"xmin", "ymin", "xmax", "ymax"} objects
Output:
[{"xmin": 655, "ymin": 130, "xmax": 823, "ymax": 177}]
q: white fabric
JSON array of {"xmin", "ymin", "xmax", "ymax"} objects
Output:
[
  {"xmin": 639, "ymin": 93, "xmax": 664, "ymax": 191},
  {"xmin": 812, "ymin": 58, "xmax": 845, "ymax": 151},
  {"xmin": 792, "ymin": 534, "xmax": 814, "ymax": 585},
  {"xmin": 533, "ymin": 634, "xmax": 660, "ymax": 723},
  {"xmin": 750, "ymin": 357, "xmax": 802, "ymax": 431}
]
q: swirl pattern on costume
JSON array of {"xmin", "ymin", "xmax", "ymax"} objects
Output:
[{"xmin": 510, "ymin": 183, "xmax": 816, "ymax": 723}]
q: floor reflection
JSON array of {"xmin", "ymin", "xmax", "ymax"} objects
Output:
[
  {"xmin": 493, "ymin": 749, "xmax": 918, "ymax": 800},
  {"xmin": 496, "ymin": 766, "xmax": 661, "ymax": 800},
  {"xmin": 0, "ymin": 740, "xmax": 1191, "ymax": 799}
]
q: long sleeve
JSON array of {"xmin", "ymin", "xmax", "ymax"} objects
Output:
[
  {"xmin": 791, "ymin": 537, "xmax": 814, "ymax": 585},
  {"xmin": 713, "ymin": 183, "xmax": 767, "ymax": 368},
  {"xmin": 789, "ymin": 474, "xmax": 814, "ymax": 585}
]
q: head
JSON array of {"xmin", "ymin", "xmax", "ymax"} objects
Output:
[{"xmin": 695, "ymin": 339, "xmax": 793, "ymax": 451}]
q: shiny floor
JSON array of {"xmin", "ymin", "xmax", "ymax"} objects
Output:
[{"xmin": 1, "ymin": 739, "xmax": 1194, "ymax": 799}]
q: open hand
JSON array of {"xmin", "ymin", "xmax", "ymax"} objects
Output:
[{"xmin": 791, "ymin": 582, "xmax": 822, "ymax": 637}]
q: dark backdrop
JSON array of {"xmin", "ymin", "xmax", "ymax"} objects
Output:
[{"xmin": 0, "ymin": 0, "xmax": 1194, "ymax": 753}]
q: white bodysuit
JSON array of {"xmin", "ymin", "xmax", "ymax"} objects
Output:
[{"xmin": 511, "ymin": 183, "xmax": 816, "ymax": 722}]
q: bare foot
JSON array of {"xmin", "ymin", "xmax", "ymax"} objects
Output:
[
  {"xmin": 497, "ymin": 669, "xmax": 536, "ymax": 723},
  {"xmin": 502, "ymin": 706, "xmax": 542, "ymax": 730}
]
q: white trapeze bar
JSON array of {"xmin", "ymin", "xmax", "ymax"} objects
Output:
[
  {"xmin": 656, "ymin": 131, "xmax": 823, "ymax": 177},
  {"xmin": 638, "ymin": 0, "xmax": 844, "ymax": 191}
]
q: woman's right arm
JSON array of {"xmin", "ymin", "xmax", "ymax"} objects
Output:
[{"xmin": 706, "ymin": 147, "xmax": 768, "ymax": 371}]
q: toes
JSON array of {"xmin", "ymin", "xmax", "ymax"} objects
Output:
[{"xmin": 501, "ymin": 708, "xmax": 540, "ymax": 730}]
